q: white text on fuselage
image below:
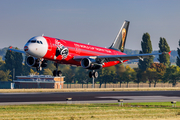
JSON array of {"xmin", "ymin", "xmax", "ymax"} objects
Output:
[
  {"xmin": 74, "ymin": 43, "xmax": 111, "ymax": 53},
  {"xmin": 54, "ymin": 40, "xmax": 63, "ymax": 47}
]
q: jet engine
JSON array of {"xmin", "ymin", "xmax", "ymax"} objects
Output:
[
  {"xmin": 26, "ymin": 56, "xmax": 47, "ymax": 68},
  {"xmin": 81, "ymin": 58, "xmax": 102, "ymax": 70}
]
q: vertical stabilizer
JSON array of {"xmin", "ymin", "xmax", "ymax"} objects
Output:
[{"xmin": 109, "ymin": 21, "xmax": 130, "ymax": 52}]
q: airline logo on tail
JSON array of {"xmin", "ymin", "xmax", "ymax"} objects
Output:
[{"xmin": 121, "ymin": 28, "xmax": 126, "ymax": 51}]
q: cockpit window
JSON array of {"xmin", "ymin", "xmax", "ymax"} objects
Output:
[
  {"xmin": 28, "ymin": 40, "xmax": 43, "ymax": 44},
  {"xmin": 31, "ymin": 40, "xmax": 36, "ymax": 43}
]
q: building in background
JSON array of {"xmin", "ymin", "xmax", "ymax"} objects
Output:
[
  {"xmin": 0, "ymin": 81, "xmax": 13, "ymax": 89},
  {"xmin": 14, "ymin": 75, "xmax": 65, "ymax": 89}
]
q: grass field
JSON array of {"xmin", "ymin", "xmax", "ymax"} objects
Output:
[{"xmin": 0, "ymin": 102, "xmax": 180, "ymax": 120}]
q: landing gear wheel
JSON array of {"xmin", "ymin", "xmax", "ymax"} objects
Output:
[
  {"xmin": 89, "ymin": 71, "xmax": 93, "ymax": 78},
  {"xmin": 53, "ymin": 70, "xmax": 62, "ymax": 77},
  {"xmin": 57, "ymin": 70, "xmax": 62, "ymax": 76},
  {"xmin": 53, "ymin": 70, "xmax": 57, "ymax": 76},
  {"xmin": 93, "ymin": 71, "xmax": 98, "ymax": 78},
  {"xmin": 89, "ymin": 71, "xmax": 98, "ymax": 78},
  {"xmin": 36, "ymin": 67, "xmax": 42, "ymax": 71}
]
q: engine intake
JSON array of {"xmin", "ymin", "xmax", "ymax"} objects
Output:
[
  {"xmin": 81, "ymin": 58, "xmax": 102, "ymax": 70},
  {"xmin": 26, "ymin": 56, "xmax": 37, "ymax": 67},
  {"xmin": 26, "ymin": 56, "xmax": 47, "ymax": 68}
]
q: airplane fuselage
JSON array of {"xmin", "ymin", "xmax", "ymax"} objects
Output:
[{"xmin": 24, "ymin": 36, "xmax": 127, "ymax": 68}]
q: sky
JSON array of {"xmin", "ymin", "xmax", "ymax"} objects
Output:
[{"xmin": 0, "ymin": 0, "xmax": 180, "ymax": 50}]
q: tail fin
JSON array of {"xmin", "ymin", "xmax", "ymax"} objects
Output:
[{"xmin": 109, "ymin": 20, "xmax": 130, "ymax": 52}]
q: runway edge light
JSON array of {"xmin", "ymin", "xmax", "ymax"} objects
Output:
[
  {"xmin": 171, "ymin": 101, "xmax": 176, "ymax": 107},
  {"xmin": 66, "ymin": 98, "xmax": 72, "ymax": 104},
  {"xmin": 118, "ymin": 99, "xmax": 123, "ymax": 107}
]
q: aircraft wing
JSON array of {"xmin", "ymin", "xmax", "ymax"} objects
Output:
[
  {"xmin": 73, "ymin": 51, "xmax": 171, "ymax": 63},
  {"xmin": 8, "ymin": 47, "xmax": 26, "ymax": 54}
]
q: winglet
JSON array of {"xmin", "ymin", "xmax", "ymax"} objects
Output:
[
  {"xmin": 9, "ymin": 46, "xmax": 13, "ymax": 52},
  {"xmin": 168, "ymin": 51, "xmax": 171, "ymax": 56},
  {"xmin": 162, "ymin": 51, "xmax": 171, "ymax": 56}
]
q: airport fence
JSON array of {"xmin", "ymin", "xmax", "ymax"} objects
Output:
[{"xmin": 63, "ymin": 82, "xmax": 180, "ymax": 88}]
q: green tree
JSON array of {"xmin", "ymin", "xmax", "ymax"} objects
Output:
[
  {"xmin": 63, "ymin": 66, "xmax": 75, "ymax": 88},
  {"xmin": 74, "ymin": 67, "xmax": 88, "ymax": 88},
  {"xmin": 22, "ymin": 56, "xmax": 31, "ymax": 75},
  {"xmin": 163, "ymin": 65, "xmax": 180, "ymax": 87},
  {"xmin": 99, "ymin": 68, "xmax": 110, "ymax": 88},
  {"xmin": 0, "ymin": 47, "xmax": 8, "ymax": 59},
  {"xmin": 43, "ymin": 68, "xmax": 53, "ymax": 75},
  {"xmin": 5, "ymin": 47, "xmax": 23, "ymax": 79},
  {"xmin": 0, "ymin": 57, "xmax": 5, "ymax": 70},
  {"xmin": 134, "ymin": 68, "xmax": 146, "ymax": 87},
  {"xmin": 176, "ymin": 40, "xmax": 180, "ymax": 67},
  {"xmin": 0, "ymin": 70, "xmax": 12, "ymax": 81},
  {"xmin": 158, "ymin": 37, "xmax": 171, "ymax": 67},
  {"xmin": 150, "ymin": 63, "xmax": 166, "ymax": 87},
  {"xmin": 14, "ymin": 48, "xmax": 23, "ymax": 76},
  {"xmin": 123, "ymin": 65, "xmax": 136, "ymax": 88},
  {"xmin": 5, "ymin": 49, "xmax": 15, "ymax": 77},
  {"xmin": 116, "ymin": 64, "xmax": 126, "ymax": 87},
  {"xmin": 0, "ymin": 70, "xmax": 6, "ymax": 81},
  {"xmin": 5, "ymin": 70, "xmax": 12, "ymax": 81},
  {"xmin": 138, "ymin": 33, "xmax": 154, "ymax": 71},
  {"xmin": 30, "ymin": 69, "xmax": 39, "ymax": 75},
  {"xmin": 98, "ymin": 66, "xmax": 116, "ymax": 88},
  {"xmin": 146, "ymin": 68, "xmax": 156, "ymax": 87},
  {"xmin": 97, "ymin": 69, "xmax": 104, "ymax": 88}
]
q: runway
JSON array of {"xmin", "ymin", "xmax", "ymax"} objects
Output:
[{"xmin": 0, "ymin": 91, "xmax": 180, "ymax": 105}]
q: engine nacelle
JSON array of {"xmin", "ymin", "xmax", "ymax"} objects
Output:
[
  {"xmin": 81, "ymin": 58, "xmax": 102, "ymax": 70},
  {"xmin": 26, "ymin": 56, "xmax": 47, "ymax": 68},
  {"xmin": 26, "ymin": 56, "xmax": 37, "ymax": 67}
]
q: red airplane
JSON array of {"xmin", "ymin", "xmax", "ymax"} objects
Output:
[{"xmin": 9, "ymin": 21, "xmax": 170, "ymax": 78}]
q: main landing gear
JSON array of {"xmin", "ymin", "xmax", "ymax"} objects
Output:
[
  {"xmin": 89, "ymin": 70, "xmax": 98, "ymax": 88},
  {"xmin": 53, "ymin": 63, "xmax": 62, "ymax": 77},
  {"xmin": 89, "ymin": 70, "xmax": 98, "ymax": 78}
]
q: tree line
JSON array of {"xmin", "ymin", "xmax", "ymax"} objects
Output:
[{"xmin": 0, "ymin": 32, "xmax": 180, "ymax": 87}]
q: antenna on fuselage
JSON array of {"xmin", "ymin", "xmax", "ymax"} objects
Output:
[{"xmin": 41, "ymin": 34, "xmax": 44, "ymax": 36}]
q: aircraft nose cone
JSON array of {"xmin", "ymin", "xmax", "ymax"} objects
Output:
[
  {"xmin": 24, "ymin": 43, "xmax": 40, "ymax": 58},
  {"xmin": 24, "ymin": 46, "xmax": 28, "ymax": 51}
]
